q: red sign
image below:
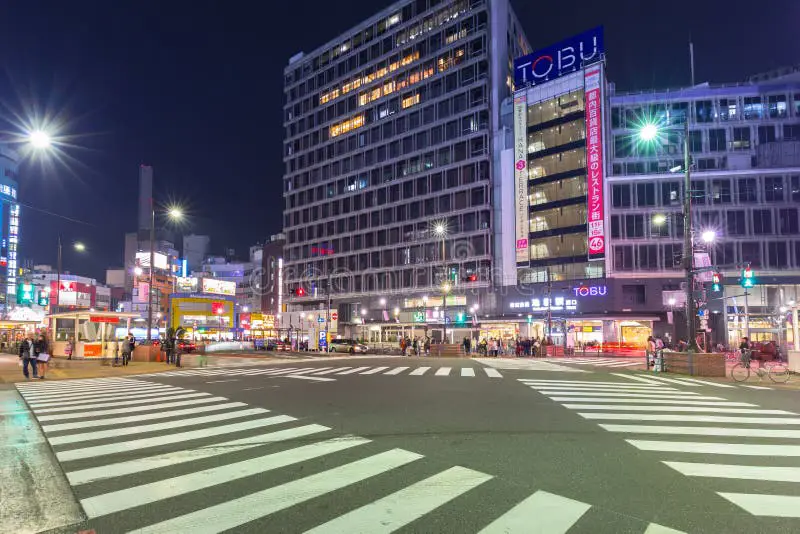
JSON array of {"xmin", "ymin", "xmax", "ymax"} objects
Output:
[
  {"xmin": 240, "ymin": 312, "xmax": 251, "ymax": 329},
  {"xmin": 211, "ymin": 302, "xmax": 225, "ymax": 315},
  {"xmin": 584, "ymin": 65, "xmax": 605, "ymax": 261},
  {"xmin": 311, "ymin": 246, "xmax": 335, "ymax": 256},
  {"xmin": 331, "ymin": 311, "xmax": 338, "ymax": 321},
  {"xmin": 90, "ymin": 316, "xmax": 119, "ymax": 324}
]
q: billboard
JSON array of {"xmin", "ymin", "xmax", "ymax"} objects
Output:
[
  {"xmin": 513, "ymin": 94, "xmax": 529, "ymax": 263},
  {"xmin": 135, "ymin": 251, "xmax": 169, "ymax": 270},
  {"xmin": 585, "ymin": 64, "xmax": 606, "ymax": 261},
  {"xmin": 202, "ymin": 278, "xmax": 236, "ymax": 296},
  {"xmin": 514, "ymin": 27, "xmax": 604, "ymax": 88},
  {"xmin": 176, "ymin": 276, "xmax": 198, "ymax": 293}
]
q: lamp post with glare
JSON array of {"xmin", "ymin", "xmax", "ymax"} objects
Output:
[
  {"xmin": 361, "ymin": 308, "xmax": 367, "ymax": 343},
  {"xmin": 146, "ymin": 207, "xmax": 183, "ymax": 342},
  {"xmin": 639, "ymin": 120, "xmax": 697, "ymax": 351},
  {"xmin": 55, "ymin": 237, "xmax": 86, "ymax": 315}
]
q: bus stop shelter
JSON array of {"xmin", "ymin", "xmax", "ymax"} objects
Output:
[{"xmin": 46, "ymin": 311, "xmax": 140, "ymax": 358}]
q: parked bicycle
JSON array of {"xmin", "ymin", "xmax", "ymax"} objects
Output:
[{"xmin": 730, "ymin": 349, "xmax": 790, "ymax": 383}]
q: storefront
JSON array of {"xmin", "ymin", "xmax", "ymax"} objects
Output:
[
  {"xmin": 47, "ymin": 311, "xmax": 140, "ymax": 358},
  {"xmin": 169, "ymin": 295, "xmax": 235, "ymax": 341}
]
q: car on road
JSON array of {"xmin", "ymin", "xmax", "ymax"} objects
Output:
[
  {"xmin": 328, "ymin": 339, "xmax": 368, "ymax": 354},
  {"xmin": 177, "ymin": 340, "xmax": 197, "ymax": 353}
]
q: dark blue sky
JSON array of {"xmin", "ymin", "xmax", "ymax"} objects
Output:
[{"xmin": 1, "ymin": 0, "xmax": 796, "ymax": 280}]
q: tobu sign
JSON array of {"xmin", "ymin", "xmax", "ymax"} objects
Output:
[
  {"xmin": 572, "ymin": 284, "xmax": 608, "ymax": 297},
  {"xmin": 584, "ymin": 64, "xmax": 606, "ymax": 261},
  {"xmin": 514, "ymin": 27, "xmax": 604, "ymax": 88}
]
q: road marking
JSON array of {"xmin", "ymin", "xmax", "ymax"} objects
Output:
[
  {"xmin": 361, "ymin": 366, "xmax": 389, "ymax": 374},
  {"xmin": 270, "ymin": 367, "xmax": 315, "ymax": 376},
  {"xmin": 484, "ymin": 368, "xmax": 503, "ymax": 378},
  {"xmin": 80, "ymin": 436, "xmax": 370, "ymax": 518},
  {"xmin": 306, "ymin": 466, "xmax": 491, "ymax": 533},
  {"xmin": 601, "ymin": 424, "xmax": 800, "ymax": 439},
  {"xmin": 717, "ymin": 493, "xmax": 800, "ymax": 517},
  {"xmin": 33, "ymin": 392, "xmax": 212, "ymax": 414},
  {"xmin": 610, "ymin": 374, "xmax": 664, "ymax": 385},
  {"xmin": 527, "ymin": 386, "xmax": 680, "ymax": 393},
  {"xmin": 435, "ymin": 367, "xmax": 452, "ymax": 376},
  {"xmin": 461, "ymin": 368, "xmax": 476, "ymax": 377},
  {"xmin": 664, "ymin": 461, "xmax": 800, "ymax": 482},
  {"xmin": 579, "ymin": 413, "xmax": 800, "ymax": 425},
  {"xmin": 535, "ymin": 392, "xmax": 717, "ymax": 400},
  {"xmin": 41, "ymin": 402, "xmax": 249, "ymax": 433},
  {"xmin": 478, "ymin": 490, "xmax": 591, "ymax": 534},
  {"xmin": 206, "ymin": 379, "xmax": 240, "ymax": 384},
  {"xmin": 56, "ymin": 415, "xmax": 296, "ymax": 462},
  {"xmin": 65, "ymin": 423, "xmax": 331, "ymax": 486},
  {"xmin": 410, "ymin": 367, "xmax": 431, "ymax": 375},
  {"xmin": 18, "ymin": 379, "xmax": 133, "ymax": 392},
  {"xmin": 336, "ymin": 366, "xmax": 371, "ymax": 375},
  {"xmin": 287, "ymin": 375, "xmax": 336, "ymax": 382},
  {"xmin": 133, "ymin": 448, "xmax": 423, "ymax": 533},
  {"xmin": 21, "ymin": 384, "xmax": 178, "ymax": 402},
  {"xmin": 37, "ymin": 396, "xmax": 230, "ymax": 422},
  {"xmin": 743, "ymin": 385, "xmax": 772, "ymax": 390},
  {"xmin": 288, "ymin": 367, "xmax": 332, "ymax": 375},
  {"xmin": 566, "ymin": 405, "xmax": 793, "ymax": 415},
  {"xmin": 644, "ymin": 523, "xmax": 687, "ymax": 534},
  {"xmin": 637, "ymin": 376, "xmax": 702, "ymax": 387},
  {"xmin": 667, "ymin": 377, "xmax": 735, "ymax": 388},
  {"xmin": 385, "ymin": 367, "xmax": 410, "ymax": 375},
  {"xmin": 258, "ymin": 368, "xmax": 300, "ymax": 375},
  {"xmin": 549, "ymin": 398, "xmax": 756, "ymax": 406},
  {"xmin": 313, "ymin": 367, "xmax": 350, "ymax": 375},
  {"xmin": 522, "ymin": 381, "xmax": 676, "ymax": 390},
  {"xmin": 520, "ymin": 379, "xmax": 663, "ymax": 387},
  {"xmin": 48, "ymin": 407, "xmax": 270, "ymax": 446},
  {"xmin": 629, "ymin": 439, "xmax": 800, "ymax": 456},
  {"xmin": 26, "ymin": 387, "xmax": 184, "ymax": 407}
]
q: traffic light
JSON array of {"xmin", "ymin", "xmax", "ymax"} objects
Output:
[
  {"xmin": 711, "ymin": 272, "xmax": 722, "ymax": 292},
  {"xmin": 295, "ymin": 287, "xmax": 306, "ymax": 297},
  {"xmin": 741, "ymin": 266, "xmax": 755, "ymax": 289}
]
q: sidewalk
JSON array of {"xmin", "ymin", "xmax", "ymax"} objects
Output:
[{"xmin": 0, "ymin": 354, "xmax": 174, "ymax": 384}]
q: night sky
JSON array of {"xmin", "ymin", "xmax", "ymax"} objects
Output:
[{"xmin": 0, "ymin": 0, "xmax": 796, "ymax": 280}]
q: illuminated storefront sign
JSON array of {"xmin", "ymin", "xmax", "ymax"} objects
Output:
[
  {"xmin": 514, "ymin": 94, "xmax": 529, "ymax": 263},
  {"xmin": 7, "ymin": 203, "xmax": 19, "ymax": 296},
  {"xmin": 584, "ymin": 64, "xmax": 606, "ymax": 261},
  {"xmin": 403, "ymin": 295, "xmax": 467, "ymax": 308},
  {"xmin": 572, "ymin": 284, "xmax": 608, "ymax": 297},
  {"xmin": 202, "ymin": 278, "xmax": 236, "ymax": 296},
  {"xmin": 176, "ymin": 277, "xmax": 198, "ymax": 293},
  {"xmin": 514, "ymin": 27, "xmax": 604, "ymax": 87},
  {"xmin": 135, "ymin": 251, "xmax": 169, "ymax": 270},
  {"xmin": 509, "ymin": 298, "xmax": 578, "ymax": 312}
]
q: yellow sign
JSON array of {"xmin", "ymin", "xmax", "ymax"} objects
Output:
[{"xmin": 202, "ymin": 278, "xmax": 236, "ymax": 296}]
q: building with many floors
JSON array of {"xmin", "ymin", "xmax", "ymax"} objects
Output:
[{"xmin": 282, "ymin": 0, "xmax": 530, "ymax": 338}]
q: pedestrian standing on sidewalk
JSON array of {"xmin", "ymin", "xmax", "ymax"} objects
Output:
[
  {"xmin": 65, "ymin": 337, "xmax": 74, "ymax": 360},
  {"xmin": 124, "ymin": 333, "xmax": 135, "ymax": 366},
  {"xmin": 33, "ymin": 333, "xmax": 51, "ymax": 379},
  {"xmin": 18, "ymin": 335, "xmax": 37, "ymax": 380}
]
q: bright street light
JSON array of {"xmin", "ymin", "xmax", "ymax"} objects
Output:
[
  {"xmin": 73, "ymin": 242, "xmax": 86, "ymax": 252},
  {"xmin": 361, "ymin": 308, "xmax": 367, "ymax": 316},
  {"xmin": 652, "ymin": 214, "xmax": 667, "ymax": 226},
  {"xmin": 780, "ymin": 306, "xmax": 788, "ymax": 314},
  {"xmin": 28, "ymin": 130, "xmax": 52, "ymax": 149},
  {"xmin": 393, "ymin": 307, "xmax": 400, "ymax": 316},
  {"xmin": 442, "ymin": 283, "xmax": 451, "ymax": 293},
  {"xmin": 668, "ymin": 298, "xmax": 677, "ymax": 306},
  {"xmin": 639, "ymin": 123, "xmax": 658, "ymax": 142},
  {"xmin": 422, "ymin": 295, "xmax": 428, "ymax": 303},
  {"xmin": 133, "ymin": 266, "xmax": 143, "ymax": 276},
  {"xmin": 243, "ymin": 306, "xmax": 249, "ymax": 312},
  {"xmin": 701, "ymin": 230, "xmax": 716, "ymax": 243},
  {"xmin": 168, "ymin": 207, "xmax": 183, "ymax": 220},
  {"xmin": 379, "ymin": 298, "xmax": 386, "ymax": 307},
  {"xmin": 434, "ymin": 223, "xmax": 446, "ymax": 236}
]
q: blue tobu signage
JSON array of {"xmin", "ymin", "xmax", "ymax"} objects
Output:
[{"xmin": 514, "ymin": 27, "xmax": 604, "ymax": 88}]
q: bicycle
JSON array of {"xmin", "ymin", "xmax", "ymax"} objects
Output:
[{"xmin": 730, "ymin": 349, "xmax": 790, "ymax": 383}]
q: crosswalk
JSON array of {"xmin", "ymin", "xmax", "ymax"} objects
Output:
[
  {"xmin": 549, "ymin": 357, "xmax": 644, "ymax": 368},
  {"xmin": 613, "ymin": 372, "xmax": 774, "ymax": 391},
  {"xmin": 139, "ymin": 365, "xmax": 505, "ymax": 379},
  {"xmin": 16, "ymin": 377, "xmax": 681, "ymax": 533},
  {"xmin": 521, "ymin": 377, "xmax": 800, "ymax": 520}
]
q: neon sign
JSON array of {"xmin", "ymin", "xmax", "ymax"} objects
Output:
[
  {"xmin": 514, "ymin": 27, "xmax": 604, "ymax": 87},
  {"xmin": 572, "ymin": 284, "xmax": 608, "ymax": 297}
]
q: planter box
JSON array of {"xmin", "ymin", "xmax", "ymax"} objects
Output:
[
  {"xmin": 663, "ymin": 351, "xmax": 725, "ymax": 377},
  {"xmin": 132, "ymin": 345, "xmax": 161, "ymax": 362}
]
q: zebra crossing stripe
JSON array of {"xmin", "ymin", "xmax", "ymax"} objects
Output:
[
  {"xmin": 27, "ymin": 388, "xmax": 191, "ymax": 408},
  {"xmin": 638, "ymin": 376, "xmax": 702, "ymax": 387},
  {"xmin": 270, "ymin": 367, "xmax": 314, "ymax": 376},
  {"xmin": 34, "ymin": 392, "xmax": 212, "ymax": 414},
  {"xmin": 664, "ymin": 461, "xmax": 800, "ymax": 483},
  {"xmin": 567, "ymin": 405, "xmax": 793, "ymax": 415},
  {"xmin": 578, "ymin": 413, "xmax": 800, "ymax": 425},
  {"xmin": 336, "ymin": 366, "xmax": 371, "ymax": 374},
  {"xmin": 385, "ymin": 367, "xmax": 410, "ymax": 375},
  {"xmin": 48, "ymin": 407, "xmax": 271, "ymax": 446},
  {"xmin": 65, "ymin": 423, "xmax": 331, "ymax": 486},
  {"xmin": 717, "ymin": 493, "xmax": 800, "ymax": 517},
  {"xmin": 461, "ymin": 368, "xmax": 476, "ymax": 377},
  {"xmin": 520, "ymin": 379, "xmax": 658, "ymax": 386},
  {"xmin": 536, "ymin": 392, "xmax": 716, "ymax": 400},
  {"xmin": 21, "ymin": 385, "xmax": 179, "ymax": 403},
  {"xmin": 628, "ymin": 439, "xmax": 800, "ymax": 456},
  {"xmin": 410, "ymin": 367, "xmax": 431, "ymax": 375},
  {"xmin": 41, "ymin": 401, "xmax": 249, "ymax": 433},
  {"xmin": 80, "ymin": 436, "xmax": 371, "ymax": 518},
  {"xmin": 484, "ymin": 368, "xmax": 503, "ymax": 378},
  {"xmin": 600, "ymin": 424, "xmax": 800, "ymax": 439},
  {"xmin": 306, "ymin": 466, "xmax": 492, "ymax": 533},
  {"xmin": 478, "ymin": 490, "xmax": 590, "ymax": 534},
  {"xmin": 743, "ymin": 385, "xmax": 772, "ymax": 390},
  {"xmin": 435, "ymin": 367, "xmax": 452, "ymax": 376},
  {"xmin": 527, "ymin": 384, "xmax": 679, "ymax": 392},
  {"xmin": 37, "ymin": 396, "xmax": 230, "ymax": 422},
  {"xmin": 289, "ymin": 367, "xmax": 332, "ymax": 375},
  {"xmin": 314, "ymin": 367, "xmax": 350, "ymax": 375},
  {"xmin": 644, "ymin": 523, "xmax": 687, "ymax": 534},
  {"xmin": 133, "ymin": 448, "xmax": 423, "ymax": 533},
  {"xmin": 17, "ymin": 378, "xmax": 132, "ymax": 391},
  {"xmin": 20, "ymin": 382, "xmax": 155, "ymax": 397},
  {"xmin": 610, "ymin": 374, "xmax": 663, "ymax": 385},
  {"xmin": 56, "ymin": 415, "xmax": 296, "ymax": 462},
  {"xmin": 667, "ymin": 377, "xmax": 735, "ymax": 388},
  {"xmin": 549, "ymin": 398, "xmax": 756, "ymax": 406},
  {"xmin": 361, "ymin": 366, "xmax": 389, "ymax": 374}
]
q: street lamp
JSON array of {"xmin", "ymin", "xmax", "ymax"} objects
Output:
[
  {"xmin": 361, "ymin": 308, "xmax": 367, "ymax": 342},
  {"xmin": 28, "ymin": 130, "xmax": 52, "ymax": 149},
  {"xmin": 54, "ymin": 237, "xmax": 87, "ymax": 314},
  {"xmin": 701, "ymin": 230, "xmax": 716, "ymax": 243},
  {"xmin": 442, "ymin": 282, "xmax": 451, "ymax": 343},
  {"xmin": 380, "ymin": 298, "xmax": 386, "ymax": 307},
  {"xmin": 146, "ymin": 206, "xmax": 184, "ymax": 341},
  {"xmin": 652, "ymin": 214, "xmax": 667, "ymax": 226},
  {"xmin": 638, "ymin": 119, "xmax": 696, "ymax": 351}
]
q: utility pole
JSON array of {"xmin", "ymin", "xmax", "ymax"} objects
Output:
[
  {"xmin": 325, "ymin": 273, "xmax": 331, "ymax": 352},
  {"xmin": 682, "ymin": 121, "xmax": 697, "ymax": 352},
  {"xmin": 55, "ymin": 234, "xmax": 62, "ymax": 315},
  {"xmin": 441, "ymin": 234, "xmax": 447, "ymax": 344},
  {"xmin": 146, "ymin": 204, "xmax": 155, "ymax": 342},
  {"xmin": 546, "ymin": 265, "xmax": 552, "ymax": 343}
]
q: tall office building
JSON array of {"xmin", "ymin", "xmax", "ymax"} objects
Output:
[
  {"xmin": 0, "ymin": 143, "xmax": 20, "ymax": 311},
  {"xmin": 183, "ymin": 234, "xmax": 211, "ymax": 274},
  {"xmin": 282, "ymin": 0, "xmax": 529, "ymax": 331}
]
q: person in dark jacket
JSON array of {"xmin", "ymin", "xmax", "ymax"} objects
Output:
[
  {"xmin": 124, "ymin": 333, "xmax": 135, "ymax": 366},
  {"xmin": 33, "ymin": 334, "xmax": 50, "ymax": 379},
  {"xmin": 18, "ymin": 335, "xmax": 37, "ymax": 379}
]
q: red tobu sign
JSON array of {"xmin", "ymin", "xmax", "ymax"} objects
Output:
[
  {"xmin": 584, "ymin": 65, "xmax": 605, "ymax": 261},
  {"xmin": 90, "ymin": 316, "xmax": 119, "ymax": 324}
]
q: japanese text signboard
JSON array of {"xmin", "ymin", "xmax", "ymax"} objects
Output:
[
  {"xmin": 513, "ymin": 94, "xmax": 529, "ymax": 263},
  {"xmin": 584, "ymin": 65, "xmax": 605, "ymax": 261}
]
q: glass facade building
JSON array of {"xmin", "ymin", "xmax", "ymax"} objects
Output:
[
  {"xmin": 0, "ymin": 144, "xmax": 20, "ymax": 312},
  {"xmin": 282, "ymin": 0, "xmax": 529, "ymax": 322}
]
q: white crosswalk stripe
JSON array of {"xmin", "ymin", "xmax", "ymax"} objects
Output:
[
  {"xmin": 144, "ymin": 364, "xmax": 504, "ymax": 380},
  {"xmin": 554, "ymin": 358, "xmax": 643, "ymax": 368},
  {"xmin": 17, "ymin": 376, "xmax": 668, "ymax": 532},
  {"xmin": 523, "ymin": 375, "xmax": 800, "ymax": 519}
]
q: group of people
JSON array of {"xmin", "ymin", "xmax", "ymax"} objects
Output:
[
  {"xmin": 18, "ymin": 333, "xmax": 52, "ymax": 380},
  {"xmin": 400, "ymin": 336, "xmax": 431, "ymax": 356},
  {"xmin": 465, "ymin": 336, "xmax": 554, "ymax": 358}
]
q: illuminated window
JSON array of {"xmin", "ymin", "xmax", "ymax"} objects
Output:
[
  {"xmin": 402, "ymin": 94, "xmax": 420, "ymax": 109},
  {"xmin": 329, "ymin": 114, "xmax": 365, "ymax": 138}
]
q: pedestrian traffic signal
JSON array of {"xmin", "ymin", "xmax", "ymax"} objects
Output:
[
  {"xmin": 741, "ymin": 267, "xmax": 755, "ymax": 289},
  {"xmin": 711, "ymin": 272, "xmax": 722, "ymax": 292},
  {"xmin": 295, "ymin": 287, "xmax": 306, "ymax": 297}
]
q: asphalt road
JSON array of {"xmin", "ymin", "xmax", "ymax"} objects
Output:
[{"xmin": 14, "ymin": 356, "xmax": 800, "ymax": 533}]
